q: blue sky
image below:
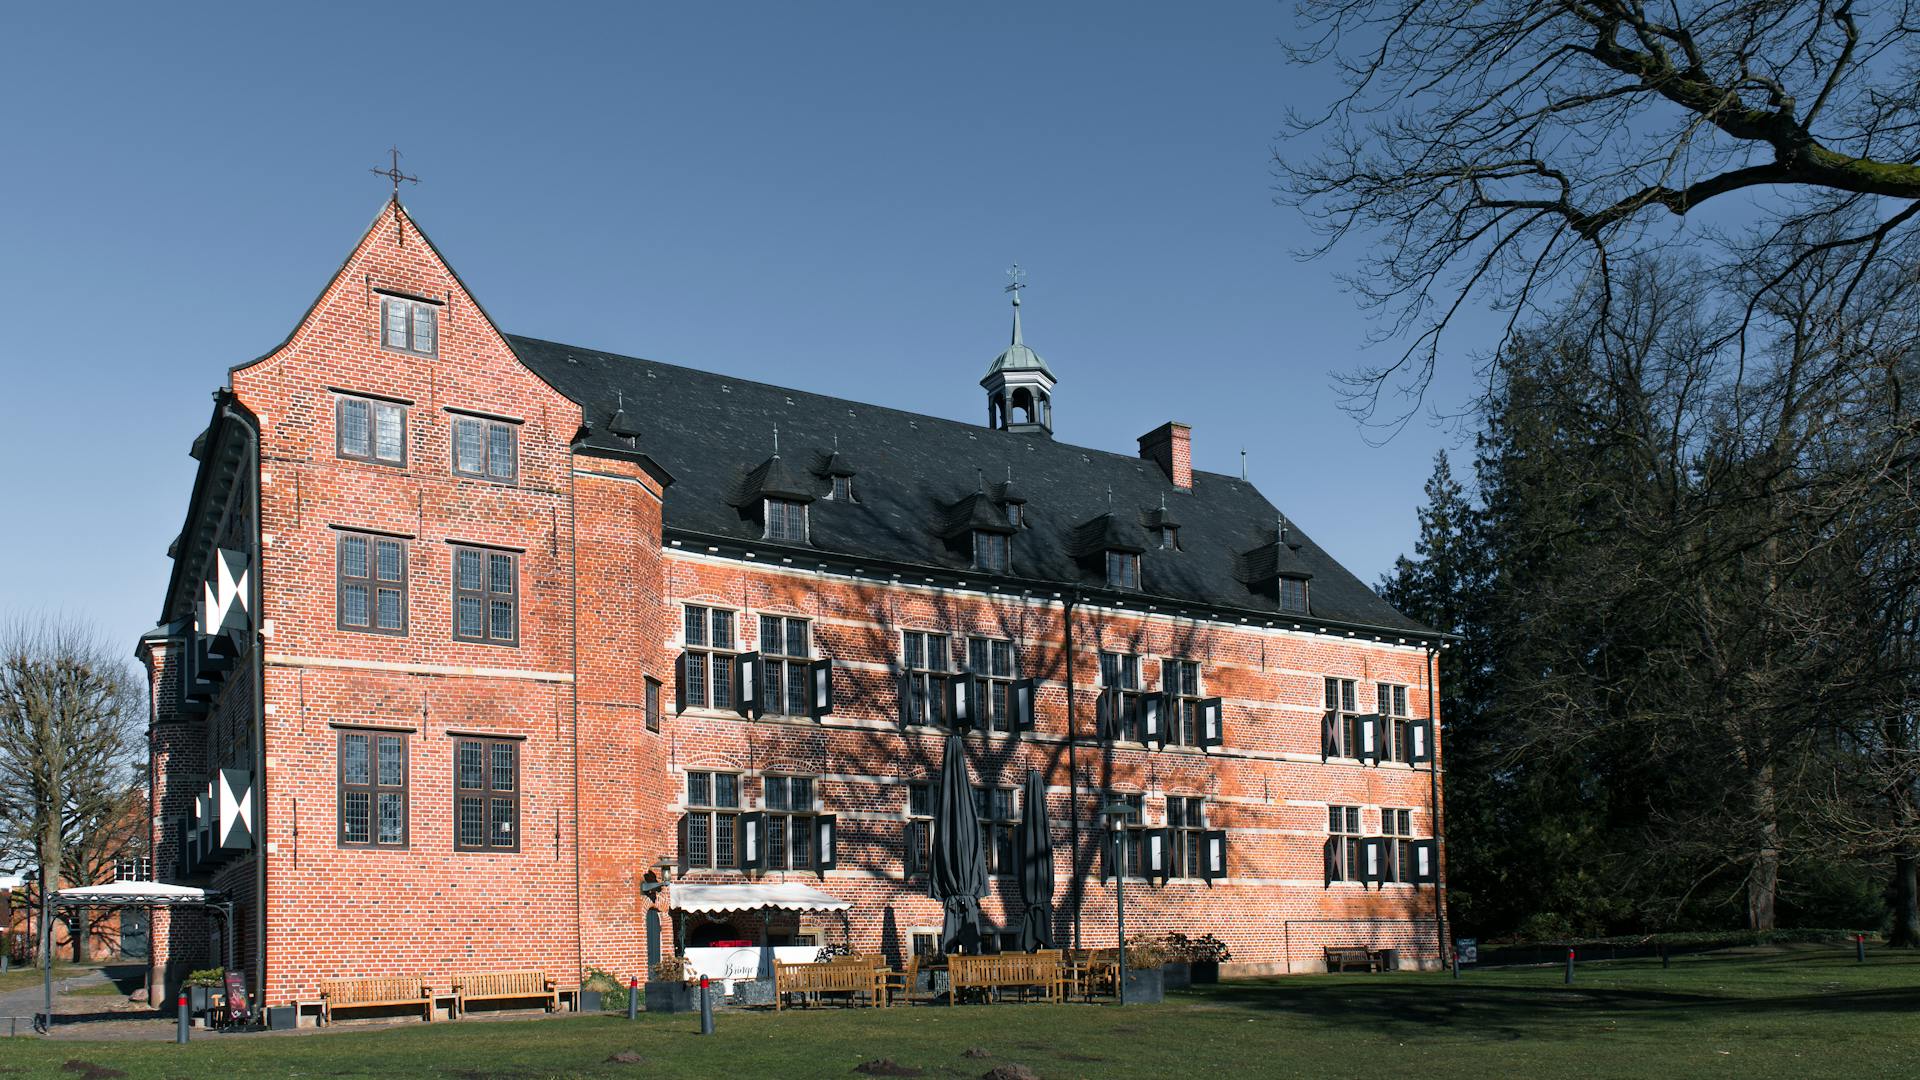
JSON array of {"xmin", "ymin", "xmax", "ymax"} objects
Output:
[{"xmin": 0, "ymin": 1, "xmax": 1486, "ymax": 646}]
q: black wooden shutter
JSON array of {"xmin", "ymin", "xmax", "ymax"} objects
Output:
[
  {"xmin": 1361, "ymin": 837, "xmax": 1386, "ymax": 888},
  {"xmin": 1198, "ymin": 697, "xmax": 1224, "ymax": 748},
  {"xmin": 735, "ymin": 652, "xmax": 761, "ymax": 718},
  {"xmin": 966, "ymin": 678, "xmax": 985, "ymax": 733},
  {"xmin": 742, "ymin": 811, "xmax": 766, "ymax": 872},
  {"xmin": 1140, "ymin": 693, "xmax": 1164, "ymax": 747},
  {"xmin": 1202, "ymin": 830, "xmax": 1228, "ymax": 882},
  {"xmin": 1410, "ymin": 719, "xmax": 1434, "ymax": 764},
  {"xmin": 1414, "ymin": 838, "xmax": 1437, "ymax": 884},
  {"xmin": 1360, "ymin": 714, "xmax": 1383, "ymax": 764},
  {"xmin": 678, "ymin": 814, "xmax": 691, "ymax": 873},
  {"xmin": 1097, "ymin": 688, "xmax": 1114, "ymax": 741},
  {"xmin": 1013, "ymin": 679, "xmax": 1036, "ymax": 732},
  {"xmin": 808, "ymin": 659, "xmax": 834, "ymax": 719},
  {"xmin": 1321, "ymin": 710, "xmax": 1339, "ymax": 760},
  {"xmin": 945, "ymin": 676, "xmax": 974, "ymax": 732},
  {"xmin": 1322, "ymin": 836, "xmax": 1338, "ymax": 887},
  {"xmin": 815, "ymin": 814, "xmax": 837, "ymax": 871},
  {"xmin": 675, "ymin": 653, "xmax": 689, "ymax": 714}
]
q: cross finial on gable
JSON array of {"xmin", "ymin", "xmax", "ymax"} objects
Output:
[{"xmin": 369, "ymin": 147, "xmax": 420, "ymax": 243}]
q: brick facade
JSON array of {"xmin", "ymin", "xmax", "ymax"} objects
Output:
[{"xmin": 143, "ymin": 200, "xmax": 1447, "ymax": 1009}]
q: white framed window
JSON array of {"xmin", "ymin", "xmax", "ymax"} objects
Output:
[
  {"xmin": 758, "ymin": 615, "xmax": 811, "ymax": 716},
  {"xmin": 902, "ymin": 630, "xmax": 952, "ymax": 727},
  {"xmin": 336, "ymin": 393, "xmax": 406, "ymax": 466},
  {"xmin": 451, "ymin": 414, "xmax": 518, "ymax": 484},
  {"xmin": 1326, "ymin": 804, "xmax": 1363, "ymax": 882},
  {"xmin": 763, "ymin": 775, "xmax": 816, "ymax": 871},
  {"xmin": 967, "ymin": 637, "xmax": 1018, "ymax": 734},
  {"xmin": 684, "ymin": 771, "xmax": 742, "ymax": 869},
  {"xmin": 765, "ymin": 498, "xmax": 808, "ymax": 542},
  {"xmin": 681, "ymin": 605, "xmax": 737, "ymax": 710}
]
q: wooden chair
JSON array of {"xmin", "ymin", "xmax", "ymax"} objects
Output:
[
  {"xmin": 883, "ymin": 953, "xmax": 930, "ymax": 1006},
  {"xmin": 451, "ymin": 970, "xmax": 559, "ymax": 1017},
  {"xmin": 319, "ymin": 976, "xmax": 433, "ymax": 1025}
]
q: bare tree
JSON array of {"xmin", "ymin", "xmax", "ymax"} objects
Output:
[
  {"xmin": 1279, "ymin": 1, "xmax": 1920, "ymax": 427},
  {"xmin": 0, "ymin": 617, "xmax": 144, "ymax": 961}
]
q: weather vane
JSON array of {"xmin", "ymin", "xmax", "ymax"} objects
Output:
[{"xmin": 1004, "ymin": 263, "xmax": 1026, "ymax": 295}]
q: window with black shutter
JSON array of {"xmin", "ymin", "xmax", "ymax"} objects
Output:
[
  {"xmin": 763, "ymin": 775, "xmax": 816, "ymax": 871},
  {"xmin": 684, "ymin": 771, "xmax": 741, "ymax": 869},
  {"xmin": 1167, "ymin": 795, "xmax": 1207, "ymax": 878},
  {"xmin": 335, "ymin": 393, "xmax": 406, "ymax": 466},
  {"xmin": 379, "ymin": 294, "xmax": 439, "ymax": 357},
  {"xmin": 1382, "ymin": 807, "xmax": 1414, "ymax": 883},
  {"xmin": 906, "ymin": 781, "xmax": 933, "ymax": 875},
  {"xmin": 974, "ymin": 785, "xmax": 1017, "ymax": 876},
  {"xmin": 680, "ymin": 606, "xmax": 737, "ymax": 710},
  {"xmin": 1324, "ymin": 677, "xmax": 1359, "ymax": 758},
  {"xmin": 454, "ymin": 737, "xmax": 519, "ymax": 852},
  {"xmin": 967, "ymin": 637, "xmax": 1018, "ymax": 734},
  {"xmin": 1326, "ymin": 804, "xmax": 1362, "ymax": 882},
  {"xmin": 1378, "ymin": 682, "xmax": 1412, "ymax": 762},
  {"xmin": 759, "ymin": 615, "xmax": 811, "ymax": 716},
  {"xmin": 1102, "ymin": 791, "xmax": 1146, "ymax": 878},
  {"xmin": 902, "ymin": 631, "xmax": 952, "ymax": 727},
  {"xmin": 1164, "ymin": 659, "xmax": 1203, "ymax": 746},
  {"xmin": 1099, "ymin": 652, "xmax": 1150, "ymax": 741},
  {"xmin": 338, "ymin": 730, "xmax": 407, "ymax": 849}
]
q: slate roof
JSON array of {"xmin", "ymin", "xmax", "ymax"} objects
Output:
[{"xmin": 508, "ymin": 334, "xmax": 1433, "ymax": 637}]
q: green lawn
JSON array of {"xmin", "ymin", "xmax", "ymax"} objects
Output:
[{"xmin": 4, "ymin": 949, "xmax": 1917, "ymax": 1079}]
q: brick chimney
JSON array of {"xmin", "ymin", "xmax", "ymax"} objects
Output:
[{"xmin": 1138, "ymin": 421, "xmax": 1192, "ymax": 490}]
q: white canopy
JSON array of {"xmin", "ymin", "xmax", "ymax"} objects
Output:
[
  {"xmin": 0, "ymin": 875, "xmax": 22, "ymax": 891},
  {"xmin": 52, "ymin": 881, "xmax": 223, "ymax": 907},
  {"xmin": 670, "ymin": 882, "xmax": 851, "ymax": 914}
]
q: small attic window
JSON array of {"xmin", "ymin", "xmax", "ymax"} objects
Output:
[
  {"xmin": 379, "ymin": 294, "xmax": 438, "ymax": 357},
  {"xmin": 1005, "ymin": 503, "xmax": 1022, "ymax": 528},
  {"xmin": 1279, "ymin": 576, "xmax": 1308, "ymax": 615},
  {"xmin": 830, "ymin": 475, "xmax": 854, "ymax": 502},
  {"xmin": 1105, "ymin": 551, "xmax": 1140, "ymax": 590},
  {"xmin": 974, "ymin": 531, "xmax": 1010, "ymax": 573},
  {"xmin": 1158, "ymin": 526, "xmax": 1177, "ymax": 550},
  {"xmin": 765, "ymin": 498, "xmax": 808, "ymax": 542}
]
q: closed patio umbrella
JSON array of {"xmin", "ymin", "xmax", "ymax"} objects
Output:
[
  {"xmin": 1017, "ymin": 768, "xmax": 1055, "ymax": 951},
  {"xmin": 930, "ymin": 734, "xmax": 987, "ymax": 954}
]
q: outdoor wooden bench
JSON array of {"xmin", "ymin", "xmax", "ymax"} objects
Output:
[
  {"xmin": 947, "ymin": 952, "xmax": 1065, "ymax": 1006},
  {"xmin": 773, "ymin": 959, "xmax": 885, "ymax": 1011},
  {"xmin": 319, "ymin": 975, "xmax": 433, "ymax": 1025},
  {"xmin": 451, "ymin": 970, "xmax": 559, "ymax": 1017},
  {"xmin": 1324, "ymin": 947, "xmax": 1384, "ymax": 973}
]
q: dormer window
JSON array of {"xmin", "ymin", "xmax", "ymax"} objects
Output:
[
  {"xmin": 765, "ymin": 498, "xmax": 808, "ymax": 542},
  {"xmin": 1158, "ymin": 526, "xmax": 1177, "ymax": 550},
  {"xmin": 974, "ymin": 531, "xmax": 1010, "ymax": 573},
  {"xmin": 380, "ymin": 294, "xmax": 438, "ymax": 357},
  {"xmin": 1106, "ymin": 551, "xmax": 1140, "ymax": 590},
  {"xmin": 1279, "ymin": 576, "xmax": 1308, "ymax": 614},
  {"xmin": 1006, "ymin": 503, "xmax": 1022, "ymax": 528},
  {"xmin": 830, "ymin": 475, "xmax": 854, "ymax": 502}
]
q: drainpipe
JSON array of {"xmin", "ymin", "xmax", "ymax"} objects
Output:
[
  {"xmin": 1064, "ymin": 590, "xmax": 1080, "ymax": 950},
  {"xmin": 1425, "ymin": 644, "xmax": 1445, "ymax": 967},
  {"xmin": 222, "ymin": 393, "xmax": 267, "ymax": 1020}
]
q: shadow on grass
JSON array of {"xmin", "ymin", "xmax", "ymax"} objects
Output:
[{"xmin": 1186, "ymin": 958, "xmax": 1920, "ymax": 1043}]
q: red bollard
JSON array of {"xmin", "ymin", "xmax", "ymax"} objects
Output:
[
  {"xmin": 176, "ymin": 993, "xmax": 189, "ymax": 1044},
  {"xmin": 1857, "ymin": 934, "xmax": 1867, "ymax": 963},
  {"xmin": 627, "ymin": 976, "xmax": 639, "ymax": 1020},
  {"xmin": 1564, "ymin": 948, "xmax": 1575, "ymax": 984}
]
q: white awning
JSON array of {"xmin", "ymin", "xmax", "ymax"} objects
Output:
[
  {"xmin": 670, "ymin": 882, "xmax": 852, "ymax": 914},
  {"xmin": 0, "ymin": 876, "xmax": 22, "ymax": 891},
  {"xmin": 52, "ymin": 881, "xmax": 224, "ymax": 907}
]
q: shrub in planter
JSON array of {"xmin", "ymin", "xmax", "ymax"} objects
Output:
[
  {"xmin": 1184, "ymin": 934, "xmax": 1231, "ymax": 983},
  {"xmin": 581, "ymin": 967, "xmax": 628, "ymax": 1014},
  {"xmin": 185, "ymin": 968, "xmax": 223, "ymax": 1015}
]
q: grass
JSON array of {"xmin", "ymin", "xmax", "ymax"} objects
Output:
[
  {"xmin": 3, "ymin": 948, "xmax": 1917, "ymax": 1079},
  {"xmin": 0, "ymin": 962, "xmax": 107, "ymax": 995}
]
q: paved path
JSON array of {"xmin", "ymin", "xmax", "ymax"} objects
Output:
[{"xmin": 0, "ymin": 964, "xmax": 149, "ymax": 1037}]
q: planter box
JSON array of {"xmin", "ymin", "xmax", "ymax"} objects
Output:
[
  {"xmin": 1161, "ymin": 962, "xmax": 1191, "ymax": 990},
  {"xmin": 731, "ymin": 978, "xmax": 774, "ymax": 1007},
  {"xmin": 266, "ymin": 1005, "xmax": 297, "ymax": 1031},
  {"xmin": 1121, "ymin": 967, "xmax": 1164, "ymax": 1005},
  {"xmin": 579, "ymin": 989, "xmax": 604, "ymax": 1013},
  {"xmin": 1190, "ymin": 960, "xmax": 1221, "ymax": 985},
  {"xmin": 645, "ymin": 981, "xmax": 691, "ymax": 1013},
  {"xmin": 188, "ymin": 985, "xmax": 213, "ymax": 1015}
]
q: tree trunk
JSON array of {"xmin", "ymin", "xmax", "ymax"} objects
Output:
[
  {"xmin": 1891, "ymin": 853, "xmax": 1920, "ymax": 948},
  {"xmin": 69, "ymin": 909, "xmax": 89, "ymax": 963},
  {"xmin": 1747, "ymin": 768, "xmax": 1780, "ymax": 932}
]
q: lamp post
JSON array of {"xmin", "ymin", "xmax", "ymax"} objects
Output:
[{"xmin": 1100, "ymin": 801, "xmax": 1134, "ymax": 1006}]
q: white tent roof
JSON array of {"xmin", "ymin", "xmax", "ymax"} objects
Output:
[
  {"xmin": 670, "ymin": 882, "xmax": 852, "ymax": 914},
  {"xmin": 53, "ymin": 881, "xmax": 223, "ymax": 906},
  {"xmin": 0, "ymin": 875, "xmax": 22, "ymax": 891}
]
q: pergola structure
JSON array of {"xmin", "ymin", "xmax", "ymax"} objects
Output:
[
  {"xmin": 41, "ymin": 881, "xmax": 232, "ymax": 1031},
  {"xmin": 671, "ymin": 882, "xmax": 851, "ymax": 979}
]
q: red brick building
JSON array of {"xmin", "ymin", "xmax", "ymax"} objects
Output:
[{"xmin": 139, "ymin": 199, "xmax": 1449, "ymax": 1010}]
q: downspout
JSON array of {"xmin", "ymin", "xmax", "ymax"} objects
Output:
[
  {"xmin": 569, "ymin": 464, "xmax": 583, "ymax": 985},
  {"xmin": 225, "ymin": 395, "xmax": 267, "ymax": 1018},
  {"xmin": 1426, "ymin": 644, "xmax": 1445, "ymax": 966},
  {"xmin": 1064, "ymin": 590, "xmax": 1080, "ymax": 950}
]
